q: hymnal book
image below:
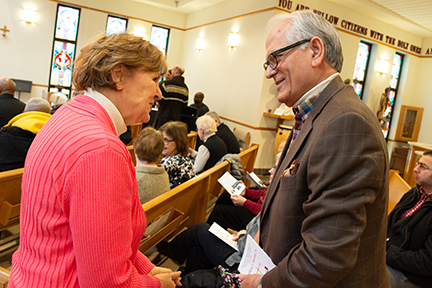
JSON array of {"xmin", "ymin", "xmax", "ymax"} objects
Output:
[
  {"xmin": 246, "ymin": 171, "xmax": 266, "ymax": 189},
  {"xmin": 218, "ymin": 171, "xmax": 245, "ymax": 195},
  {"xmin": 208, "ymin": 222, "xmax": 239, "ymax": 251},
  {"xmin": 238, "ymin": 234, "xmax": 276, "ymax": 275}
]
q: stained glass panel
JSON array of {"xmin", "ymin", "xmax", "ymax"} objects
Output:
[
  {"xmin": 150, "ymin": 25, "xmax": 170, "ymax": 57},
  {"xmin": 389, "ymin": 54, "xmax": 402, "ymax": 89},
  {"xmin": 106, "ymin": 15, "xmax": 128, "ymax": 36},
  {"xmin": 55, "ymin": 5, "xmax": 80, "ymax": 41},
  {"xmin": 50, "ymin": 41, "xmax": 75, "ymax": 88},
  {"xmin": 352, "ymin": 41, "xmax": 371, "ymax": 99}
]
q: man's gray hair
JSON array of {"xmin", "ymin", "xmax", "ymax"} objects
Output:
[
  {"xmin": 24, "ymin": 98, "xmax": 51, "ymax": 113},
  {"xmin": 267, "ymin": 11, "xmax": 343, "ymax": 72},
  {"xmin": 205, "ymin": 111, "xmax": 221, "ymax": 123},
  {"xmin": 196, "ymin": 115, "xmax": 217, "ymax": 135}
]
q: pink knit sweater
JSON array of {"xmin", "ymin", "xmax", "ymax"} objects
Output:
[{"xmin": 9, "ymin": 96, "xmax": 160, "ymax": 288}]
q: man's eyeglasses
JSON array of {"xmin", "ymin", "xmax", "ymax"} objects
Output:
[
  {"xmin": 416, "ymin": 162, "xmax": 431, "ymax": 171},
  {"xmin": 164, "ymin": 138, "xmax": 175, "ymax": 145},
  {"xmin": 263, "ymin": 39, "xmax": 311, "ymax": 71}
]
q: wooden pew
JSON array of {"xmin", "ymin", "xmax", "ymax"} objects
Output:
[
  {"xmin": 139, "ymin": 172, "xmax": 210, "ymax": 254},
  {"xmin": 187, "ymin": 131, "xmax": 197, "ymax": 150},
  {"xmin": 238, "ymin": 144, "xmax": 259, "ymax": 187},
  {"xmin": 126, "ymin": 145, "xmax": 136, "ymax": 166},
  {"xmin": 0, "ymin": 267, "xmax": 10, "ymax": 288},
  {"xmin": 128, "ymin": 123, "xmax": 143, "ymax": 145},
  {"xmin": 388, "ymin": 169, "xmax": 411, "ymax": 215},
  {"xmin": 199, "ymin": 160, "xmax": 230, "ymax": 199},
  {"xmin": 233, "ymin": 127, "xmax": 250, "ymax": 151},
  {"xmin": 0, "ymin": 168, "xmax": 24, "ymax": 232}
]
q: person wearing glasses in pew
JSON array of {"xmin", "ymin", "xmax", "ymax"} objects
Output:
[
  {"xmin": 386, "ymin": 150, "xmax": 432, "ymax": 288},
  {"xmin": 9, "ymin": 33, "xmax": 181, "ymax": 288},
  {"xmin": 240, "ymin": 11, "xmax": 389, "ymax": 288}
]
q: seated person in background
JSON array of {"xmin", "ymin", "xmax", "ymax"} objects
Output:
[
  {"xmin": 157, "ymin": 213, "xmax": 260, "ymax": 276},
  {"xmin": 386, "ymin": 150, "xmax": 432, "ymax": 288},
  {"xmin": 0, "ymin": 98, "xmax": 51, "ymax": 172},
  {"xmin": 0, "ymin": 77, "xmax": 26, "ymax": 127},
  {"xmin": 189, "ymin": 92, "xmax": 209, "ymax": 117},
  {"xmin": 159, "ymin": 121, "xmax": 195, "ymax": 188},
  {"xmin": 204, "ymin": 111, "xmax": 240, "ymax": 154},
  {"xmin": 189, "ymin": 115, "xmax": 227, "ymax": 174},
  {"xmin": 133, "ymin": 127, "xmax": 170, "ymax": 204},
  {"xmin": 206, "ymin": 143, "xmax": 283, "ymax": 231}
]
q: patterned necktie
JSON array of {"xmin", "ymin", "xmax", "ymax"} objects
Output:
[{"xmin": 289, "ymin": 93, "xmax": 320, "ymax": 147}]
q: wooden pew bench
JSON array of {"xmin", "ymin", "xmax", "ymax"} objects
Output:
[{"xmin": 388, "ymin": 169, "xmax": 411, "ymax": 215}]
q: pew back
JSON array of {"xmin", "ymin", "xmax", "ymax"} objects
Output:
[
  {"xmin": 238, "ymin": 144, "xmax": 259, "ymax": 187},
  {"xmin": 388, "ymin": 169, "xmax": 411, "ymax": 215},
  {"xmin": 0, "ymin": 168, "xmax": 24, "ymax": 232},
  {"xmin": 139, "ymin": 173, "xmax": 210, "ymax": 254}
]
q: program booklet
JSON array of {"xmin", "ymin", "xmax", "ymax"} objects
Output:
[
  {"xmin": 238, "ymin": 234, "xmax": 276, "ymax": 275},
  {"xmin": 218, "ymin": 171, "xmax": 245, "ymax": 195},
  {"xmin": 208, "ymin": 222, "xmax": 239, "ymax": 251},
  {"xmin": 246, "ymin": 171, "xmax": 267, "ymax": 189}
]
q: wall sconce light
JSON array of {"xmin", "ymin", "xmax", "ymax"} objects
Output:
[
  {"xmin": 196, "ymin": 37, "xmax": 205, "ymax": 51},
  {"xmin": 22, "ymin": 8, "xmax": 37, "ymax": 23},
  {"xmin": 377, "ymin": 58, "xmax": 389, "ymax": 74},
  {"xmin": 133, "ymin": 29, "xmax": 146, "ymax": 39},
  {"xmin": 228, "ymin": 31, "xmax": 239, "ymax": 48}
]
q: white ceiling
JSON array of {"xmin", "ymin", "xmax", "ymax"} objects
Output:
[{"xmin": 132, "ymin": 0, "xmax": 432, "ymax": 38}]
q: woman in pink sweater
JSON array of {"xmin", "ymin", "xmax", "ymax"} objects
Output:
[{"xmin": 9, "ymin": 33, "xmax": 181, "ymax": 288}]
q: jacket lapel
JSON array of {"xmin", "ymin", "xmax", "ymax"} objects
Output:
[{"xmin": 260, "ymin": 76, "xmax": 345, "ymax": 219}]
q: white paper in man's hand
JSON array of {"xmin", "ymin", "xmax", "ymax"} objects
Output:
[{"xmin": 238, "ymin": 234, "xmax": 275, "ymax": 275}]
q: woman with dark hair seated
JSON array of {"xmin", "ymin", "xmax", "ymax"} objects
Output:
[
  {"xmin": 189, "ymin": 115, "xmax": 227, "ymax": 174},
  {"xmin": 159, "ymin": 121, "xmax": 195, "ymax": 188},
  {"xmin": 134, "ymin": 127, "xmax": 170, "ymax": 204}
]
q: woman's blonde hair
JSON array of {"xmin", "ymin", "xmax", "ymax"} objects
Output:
[
  {"xmin": 133, "ymin": 127, "xmax": 164, "ymax": 163},
  {"xmin": 73, "ymin": 32, "xmax": 167, "ymax": 91}
]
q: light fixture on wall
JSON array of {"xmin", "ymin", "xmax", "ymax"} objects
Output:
[
  {"xmin": 133, "ymin": 29, "xmax": 146, "ymax": 39},
  {"xmin": 196, "ymin": 37, "xmax": 205, "ymax": 51},
  {"xmin": 228, "ymin": 31, "xmax": 239, "ymax": 48},
  {"xmin": 22, "ymin": 8, "xmax": 37, "ymax": 23},
  {"xmin": 377, "ymin": 58, "xmax": 389, "ymax": 74}
]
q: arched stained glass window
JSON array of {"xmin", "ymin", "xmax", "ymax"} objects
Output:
[
  {"xmin": 150, "ymin": 25, "xmax": 170, "ymax": 57},
  {"xmin": 352, "ymin": 41, "xmax": 372, "ymax": 100},
  {"xmin": 48, "ymin": 4, "xmax": 81, "ymax": 98},
  {"xmin": 106, "ymin": 15, "xmax": 128, "ymax": 36},
  {"xmin": 381, "ymin": 52, "xmax": 404, "ymax": 139}
]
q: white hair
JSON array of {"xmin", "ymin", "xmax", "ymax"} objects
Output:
[
  {"xmin": 267, "ymin": 10, "xmax": 343, "ymax": 72},
  {"xmin": 196, "ymin": 115, "xmax": 217, "ymax": 135}
]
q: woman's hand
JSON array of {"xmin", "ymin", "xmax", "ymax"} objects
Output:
[
  {"xmin": 148, "ymin": 266, "xmax": 173, "ymax": 276},
  {"xmin": 231, "ymin": 194, "xmax": 247, "ymax": 207},
  {"xmin": 155, "ymin": 271, "xmax": 182, "ymax": 287}
]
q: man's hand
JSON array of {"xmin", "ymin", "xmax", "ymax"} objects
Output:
[
  {"xmin": 231, "ymin": 194, "xmax": 247, "ymax": 207},
  {"xmin": 239, "ymin": 274, "xmax": 262, "ymax": 287}
]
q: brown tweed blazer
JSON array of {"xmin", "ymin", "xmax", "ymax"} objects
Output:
[{"xmin": 260, "ymin": 76, "xmax": 391, "ymax": 288}]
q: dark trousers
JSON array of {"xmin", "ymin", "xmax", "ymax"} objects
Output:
[
  {"xmin": 206, "ymin": 192, "xmax": 255, "ymax": 231},
  {"xmin": 159, "ymin": 222, "xmax": 237, "ymax": 274}
]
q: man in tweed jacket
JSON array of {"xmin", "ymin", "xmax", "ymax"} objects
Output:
[{"xmin": 240, "ymin": 11, "xmax": 390, "ymax": 288}]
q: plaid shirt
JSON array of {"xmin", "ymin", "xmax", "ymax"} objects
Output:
[
  {"xmin": 290, "ymin": 93, "xmax": 320, "ymax": 147},
  {"xmin": 399, "ymin": 187, "xmax": 432, "ymax": 219}
]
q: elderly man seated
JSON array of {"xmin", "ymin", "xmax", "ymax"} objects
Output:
[
  {"xmin": 189, "ymin": 115, "xmax": 227, "ymax": 173},
  {"xmin": 0, "ymin": 98, "xmax": 51, "ymax": 172}
]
